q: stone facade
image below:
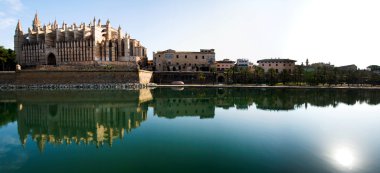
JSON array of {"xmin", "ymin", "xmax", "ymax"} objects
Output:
[
  {"xmin": 153, "ymin": 49, "xmax": 215, "ymax": 71},
  {"xmin": 14, "ymin": 13, "xmax": 148, "ymax": 68},
  {"xmin": 257, "ymin": 58, "xmax": 296, "ymax": 73},
  {"xmin": 212, "ymin": 59, "xmax": 235, "ymax": 72},
  {"xmin": 0, "ymin": 70, "xmax": 153, "ymax": 87},
  {"xmin": 337, "ymin": 64, "xmax": 358, "ymax": 71}
]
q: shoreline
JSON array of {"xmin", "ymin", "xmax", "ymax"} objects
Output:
[
  {"xmin": 0, "ymin": 83, "xmax": 148, "ymax": 90},
  {"xmin": 1, "ymin": 83, "xmax": 380, "ymax": 90},
  {"xmin": 154, "ymin": 84, "xmax": 380, "ymax": 90}
]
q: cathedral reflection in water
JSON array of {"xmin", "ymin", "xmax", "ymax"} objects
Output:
[
  {"xmin": 1, "ymin": 88, "xmax": 380, "ymax": 151},
  {"xmin": 6, "ymin": 90, "xmax": 152, "ymax": 151}
]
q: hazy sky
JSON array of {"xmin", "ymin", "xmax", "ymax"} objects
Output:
[{"xmin": 0, "ymin": 0, "xmax": 379, "ymax": 68}]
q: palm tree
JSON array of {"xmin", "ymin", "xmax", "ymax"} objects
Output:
[
  {"xmin": 266, "ymin": 68, "xmax": 277, "ymax": 85},
  {"xmin": 253, "ymin": 66, "xmax": 265, "ymax": 84},
  {"xmin": 225, "ymin": 68, "xmax": 234, "ymax": 84}
]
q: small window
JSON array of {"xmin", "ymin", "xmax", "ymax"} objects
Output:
[
  {"xmin": 202, "ymin": 56, "xmax": 205, "ymax": 59},
  {"xmin": 176, "ymin": 55, "xmax": 179, "ymax": 58},
  {"xmin": 159, "ymin": 55, "xmax": 161, "ymax": 57},
  {"xmin": 196, "ymin": 56, "xmax": 198, "ymax": 59},
  {"xmin": 262, "ymin": 64, "xmax": 264, "ymax": 66},
  {"xmin": 276, "ymin": 64, "xmax": 278, "ymax": 66},
  {"xmin": 276, "ymin": 69, "xmax": 278, "ymax": 73},
  {"xmin": 269, "ymin": 64, "xmax": 271, "ymax": 66},
  {"xmin": 284, "ymin": 64, "xmax": 286, "ymax": 66},
  {"xmin": 185, "ymin": 55, "xmax": 187, "ymax": 58}
]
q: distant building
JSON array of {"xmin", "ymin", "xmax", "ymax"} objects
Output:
[
  {"xmin": 367, "ymin": 65, "xmax": 380, "ymax": 71},
  {"xmin": 257, "ymin": 58, "xmax": 296, "ymax": 73},
  {"xmin": 14, "ymin": 13, "xmax": 147, "ymax": 68},
  {"xmin": 303, "ymin": 62, "xmax": 335, "ymax": 72},
  {"xmin": 311, "ymin": 62, "xmax": 334, "ymax": 68},
  {"xmin": 236, "ymin": 59, "xmax": 253, "ymax": 69},
  {"xmin": 153, "ymin": 49, "xmax": 215, "ymax": 71},
  {"xmin": 367, "ymin": 65, "xmax": 380, "ymax": 75},
  {"xmin": 213, "ymin": 59, "xmax": 235, "ymax": 71},
  {"xmin": 337, "ymin": 64, "xmax": 357, "ymax": 71}
]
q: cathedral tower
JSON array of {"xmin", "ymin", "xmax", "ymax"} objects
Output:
[{"xmin": 14, "ymin": 19, "xmax": 23, "ymax": 64}]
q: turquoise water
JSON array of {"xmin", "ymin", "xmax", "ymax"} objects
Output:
[{"xmin": 1, "ymin": 88, "xmax": 380, "ymax": 173}]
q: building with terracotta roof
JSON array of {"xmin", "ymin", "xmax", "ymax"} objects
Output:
[{"xmin": 257, "ymin": 58, "xmax": 296, "ymax": 73}]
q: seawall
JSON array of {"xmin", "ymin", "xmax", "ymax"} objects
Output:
[{"xmin": 0, "ymin": 70, "xmax": 152, "ymax": 90}]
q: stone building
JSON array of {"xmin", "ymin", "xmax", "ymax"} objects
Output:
[
  {"xmin": 257, "ymin": 58, "xmax": 296, "ymax": 73},
  {"xmin": 337, "ymin": 64, "xmax": 358, "ymax": 71},
  {"xmin": 310, "ymin": 62, "xmax": 334, "ymax": 68},
  {"xmin": 212, "ymin": 59, "xmax": 235, "ymax": 71},
  {"xmin": 153, "ymin": 49, "xmax": 215, "ymax": 71},
  {"xmin": 14, "ymin": 13, "xmax": 148, "ymax": 68}
]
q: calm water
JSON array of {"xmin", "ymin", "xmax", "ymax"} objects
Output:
[{"xmin": 1, "ymin": 88, "xmax": 380, "ymax": 173}]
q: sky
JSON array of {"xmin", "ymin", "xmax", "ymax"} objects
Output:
[{"xmin": 0, "ymin": 0, "xmax": 379, "ymax": 68}]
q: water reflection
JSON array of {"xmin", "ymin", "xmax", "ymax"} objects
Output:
[
  {"xmin": 1, "ymin": 90, "xmax": 152, "ymax": 151},
  {"xmin": 1, "ymin": 88, "xmax": 380, "ymax": 151},
  {"xmin": 151, "ymin": 88, "xmax": 380, "ymax": 116},
  {"xmin": 333, "ymin": 146, "xmax": 355, "ymax": 169}
]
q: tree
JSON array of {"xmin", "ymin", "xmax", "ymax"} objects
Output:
[
  {"xmin": 266, "ymin": 68, "xmax": 278, "ymax": 85},
  {"xmin": 253, "ymin": 66, "xmax": 265, "ymax": 84},
  {"xmin": 198, "ymin": 72, "xmax": 206, "ymax": 84},
  {"xmin": 240, "ymin": 67, "xmax": 249, "ymax": 84},
  {"xmin": 225, "ymin": 68, "xmax": 234, "ymax": 84},
  {"xmin": 279, "ymin": 70, "xmax": 291, "ymax": 84},
  {"xmin": 0, "ymin": 46, "xmax": 16, "ymax": 71},
  {"xmin": 209, "ymin": 67, "xmax": 217, "ymax": 84},
  {"xmin": 293, "ymin": 66, "xmax": 304, "ymax": 85}
]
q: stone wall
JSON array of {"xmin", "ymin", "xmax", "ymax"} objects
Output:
[
  {"xmin": 139, "ymin": 70, "xmax": 153, "ymax": 84},
  {"xmin": 0, "ymin": 71, "xmax": 16, "ymax": 84},
  {"xmin": 14, "ymin": 71, "xmax": 139, "ymax": 84},
  {"xmin": 0, "ymin": 70, "xmax": 153, "ymax": 86},
  {"xmin": 30, "ymin": 61, "xmax": 138, "ymax": 71}
]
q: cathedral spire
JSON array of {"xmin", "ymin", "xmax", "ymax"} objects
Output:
[
  {"xmin": 32, "ymin": 11, "xmax": 41, "ymax": 31},
  {"xmin": 53, "ymin": 18, "xmax": 58, "ymax": 29},
  {"xmin": 62, "ymin": 20, "xmax": 67, "ymax": 30},
  {"xmin": 15, "ymin": 19, "xmax": 22, "ymax": 33},
  {"xmin": 93, "ymin": 17, "xmax": 96, "ymax": 26}
]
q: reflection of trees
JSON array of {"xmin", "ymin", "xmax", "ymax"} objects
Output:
[
  {"xmin": 0, "ymin": 102, "xmax": 17, "ymax": 127},
  {"xmin": 151, "ymin": 88, "xmax": 380, "ymax": 114}
]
